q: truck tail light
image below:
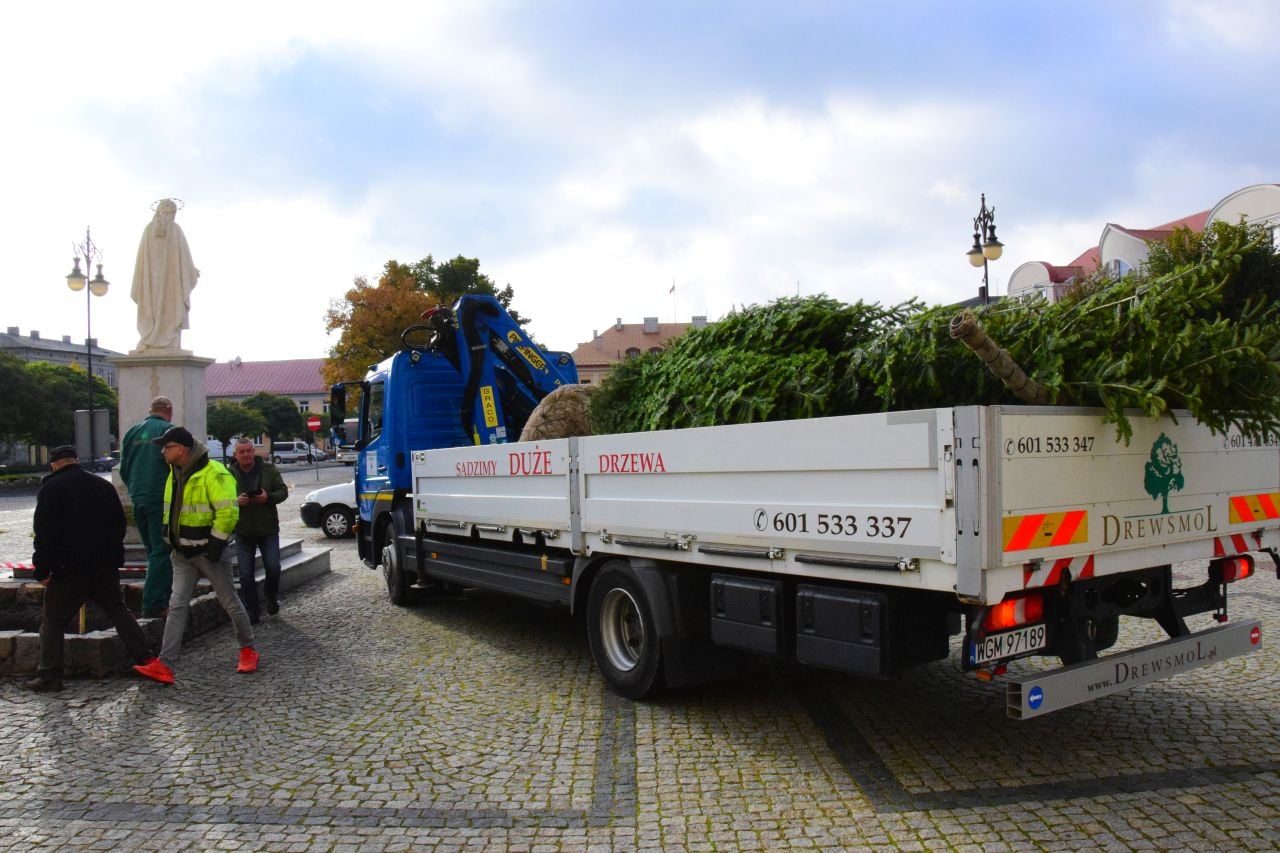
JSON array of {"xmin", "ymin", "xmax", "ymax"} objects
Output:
[
  {"xmin": 1213, "ymin": 554, "xmax": 1254, "ymax": 583},
  {"xmin": 982, "ymin": 592, "xmax": 1045, "ymax": 632}
]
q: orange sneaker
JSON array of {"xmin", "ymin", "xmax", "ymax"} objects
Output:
[
  {"xmin": 237, "ymin": 647, "xmax": 260, "ymax": 673},
  {"xmin": 133, "ymin": 658, "xmax": 175, "ymax": 685}
]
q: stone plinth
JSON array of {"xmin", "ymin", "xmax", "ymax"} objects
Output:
[{"xmin": 109, "ymin": 350, "xmax": 215, "ymax": 445}]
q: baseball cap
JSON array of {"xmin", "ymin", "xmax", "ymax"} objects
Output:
[{"xmin": 152, "ymin": 426, "xmax": 195, "ymax": 448}]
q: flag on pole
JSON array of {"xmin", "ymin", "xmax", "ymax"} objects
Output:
[{"xmin": 669, "ymin": 282, "xmax": 676, "ymax": 294}]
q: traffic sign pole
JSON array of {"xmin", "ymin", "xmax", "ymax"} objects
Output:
[{"xmin": 308, "ymin": 415, "xmax": 322, "ymax": 481}]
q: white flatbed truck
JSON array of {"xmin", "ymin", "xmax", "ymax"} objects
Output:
[{"xmin": 378, "ymin": 405, "xmax": 1278, "ymax": 718}]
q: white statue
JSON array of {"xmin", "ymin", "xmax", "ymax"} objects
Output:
[{"xmin": 131, "ymin": 198, "xmax": 199, "ymax": 352}]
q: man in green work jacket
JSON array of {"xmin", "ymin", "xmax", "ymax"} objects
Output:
[{"xmin": 119, "ymin": 396, "xmax": 174, "ymax": 617}]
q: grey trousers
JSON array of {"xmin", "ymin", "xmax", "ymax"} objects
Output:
[{"xmin": 159, "ymin": 549, "xmax": 255, "ymax": 669}]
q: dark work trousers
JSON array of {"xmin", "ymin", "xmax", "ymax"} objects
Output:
[
  {"xmin": 39, "ymin": 569, "xmax": 151, "ymax": 678},
  {"xmin": 235, "ymin": 533, "xmax": 281, "ymax": 620},
  {"xmin": 134, "ymin": 502, "xmax": 174, "ymax": 615}
]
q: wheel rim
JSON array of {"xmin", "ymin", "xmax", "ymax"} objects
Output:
[
  {"xmin": 599, "ymin": 587, "xmax": 645, "ymax": 673},
  {"xmin": 382, "ymin": 545, "xmax": 395, "ymax": 588},
  {"xmin": 323, "ymin": 511, "xmax": 348, "ymax": 537}
]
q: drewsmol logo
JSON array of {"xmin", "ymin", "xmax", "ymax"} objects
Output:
[{"xmin": 1102, "ymin": 433, "xmax": 1217, "ymax": 545}]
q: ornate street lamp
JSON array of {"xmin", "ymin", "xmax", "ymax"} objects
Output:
[
  {"xmin": 966, "ymin": 193, "xmax": 1004, "ymax": 305},
  {"xmin": 65, "ymin": 228, "xmax": 110, "ymax": 461}
]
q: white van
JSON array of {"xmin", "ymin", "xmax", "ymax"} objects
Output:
[{"xmin": 271, "ymin": 440, "xmax": 314, "ymax": 464}]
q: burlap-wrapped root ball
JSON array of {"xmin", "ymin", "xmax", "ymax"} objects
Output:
[{"xmin": 518, "ymin": 383, "xmax": 597, "ymax": 441}]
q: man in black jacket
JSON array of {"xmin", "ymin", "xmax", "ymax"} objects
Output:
[{"xmin": 28, "ymin": 445, "xmax": 152, "ymax": 691}]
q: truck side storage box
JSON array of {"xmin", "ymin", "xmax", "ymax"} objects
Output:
[
  {"xmin": 795, "ymin": 585, "xmax": 886, "ymax": 676},
  {"xmin": 710, "ymin": 575, "xmax": 787, "ymax": 656}
]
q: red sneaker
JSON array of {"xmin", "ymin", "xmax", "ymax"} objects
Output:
[
  {"xmin": 133, "ymin": 658, "xmax": 175, "ymax": 685},
  {"xmin": 237, "ymin": 647, "xmax": 260, "ymax": 673}
]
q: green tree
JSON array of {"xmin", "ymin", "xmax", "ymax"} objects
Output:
[
  {"xmin": 1143, "ymin": 434, "xmax": 1184, "ymax": 514},
  {"xmin": 242, "ymin": 392, "xmax": 305, "ymax": 441},
  {"xmin": 416, "ymin": 255, "xmax": 529, "ymax": 327},
  {"xmin": 323, "ymin": 254, "xmax": 529, "ymax": 388},
  {"xmin": 1145, "ymin": 220, "xmax": 1280, "ymax": 319},
  {"xmin": 206, "ymin": 401, "xmax": 268, "ymax": 460},
  {"xmin": 0, "ymin": 352, "xmax": 39, "ymax": 443},
  {"xmin": 23, "ymin": 361, "xmax": 117, "ymax": 448}
]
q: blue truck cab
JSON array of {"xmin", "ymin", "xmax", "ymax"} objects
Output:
[{"xmin": 330, "ymin": 295, "xmax": 578, "ymax": 570}]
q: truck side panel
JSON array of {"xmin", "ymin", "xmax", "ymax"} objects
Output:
[
  {"xmin": 577, "ymin": 411, "xmax": 957, "ymax": 591},
  {"xmin": 413, "ymin": 438, "xmax": 575, "ymax": 539}
]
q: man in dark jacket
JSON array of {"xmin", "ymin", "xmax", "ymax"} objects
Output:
[
  {"xmin": 28, "ymin": 445, "xmax": 152, "ymax": 691},
  {"xmin": 228, "ymin": 438, "xmax": 289, "ymax": 623}
]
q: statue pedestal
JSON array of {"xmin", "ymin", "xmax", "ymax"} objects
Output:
[{"xmin": 109, "ymin": 350, "xmax": 215, "ymax": 448}]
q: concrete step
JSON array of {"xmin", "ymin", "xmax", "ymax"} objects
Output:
[
  {"xmin": 12, "ymin": 538, "xmax": 307, "ymax": 580},
  {"xmin": 0, "ymin": 545, "xmax": 331, "ymax": 678}
]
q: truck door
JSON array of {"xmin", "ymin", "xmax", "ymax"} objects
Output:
[{"xmin": 359, "ymin": 379, "xmax": 390, "ymax": 513}]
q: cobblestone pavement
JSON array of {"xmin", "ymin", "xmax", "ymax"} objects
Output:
[{"xmin": 2, "ymin": 468, "xmax": 1279, "ymax": 850}]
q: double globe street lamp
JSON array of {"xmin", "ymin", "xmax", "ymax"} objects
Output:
[
  {"xmin": 65, "ymin": 228, "xmax": 110, "ymax": 462},
  {"xmin": 966, "ymin": 193, "xmax": 1004, "ymax": 305}
]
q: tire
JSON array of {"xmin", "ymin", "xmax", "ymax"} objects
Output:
[
  {"xmin": 586, "ymin": 562, "xmax": 665, "ymax": 699},
  {"xmin": 94, "ymin": 462, "xmax": 108, "ymax": 472},
  {"xmin": 1092, "ymin": 615, "xmax": 1120, "ymax": 652},
  {"xmin": 381, "ymin": 519, "xmax": 411, "ymax": 605},
  {"xmin": 321, "ymin": 506, "xmax": 353, "ymax": 539},
  {"xmin": 272, "ymin": 455, "xmax": 283, "ymax": 464}
]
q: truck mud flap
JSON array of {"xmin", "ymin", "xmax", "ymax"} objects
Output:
[{"xmin": 1007, "ymin": 620, "xmax": 1262, "ymax": 720}]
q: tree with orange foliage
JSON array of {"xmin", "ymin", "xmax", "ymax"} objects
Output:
[
  {"xmin": 322, "ymin": 261, "xmax": 434, "ymax": 387},
  {"xmin": 322, "ymin": 255, "xmax": 528, "ymax": 387}
]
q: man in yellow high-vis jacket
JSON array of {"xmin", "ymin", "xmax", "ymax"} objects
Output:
[{"xmin": 134, "ymin": 426, "xmax": 260, "ymax": 685}]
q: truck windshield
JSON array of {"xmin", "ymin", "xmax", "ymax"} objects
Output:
[{"xmin": 365, "ymin": 381, "xmax": 385, "ymax": 442}]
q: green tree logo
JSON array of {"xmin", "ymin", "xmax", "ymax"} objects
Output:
[{"xmin": 1144, "ymin": 433, "xmax": 1184, "ymax": 514}]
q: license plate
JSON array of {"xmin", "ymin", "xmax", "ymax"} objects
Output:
[{"xmin": 968, "ymin": 623, "xmax": 1048, "ymax": 666}]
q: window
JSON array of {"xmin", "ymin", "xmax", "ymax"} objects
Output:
[
  {"xmin": 298, "ymin": 401, "xmax": 310, "ymax": 413},
  {"xmin": 625, "ymin": 347, "xmax": 641, "ymax": 358},
  {"xmin": 1110, "ymin": 259, "xmax": 1132, "ymax": 278},
  {"xmin": 648, "ymin": 347, "xmax": 664, "ymax": 354},
  {"xmin": 364, "ymin": 382, "xmax": 385, "ymax": 441}
]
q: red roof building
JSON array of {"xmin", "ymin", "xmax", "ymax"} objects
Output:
[
  {"xmin": 569, "ymin": 316, "xmax": 709, "ymax": 384},
  {"xmin": 206, "ymin": 358, "xmax": 329, "ymax": 410},
  {"xmin": 204, "ymin": 358, "xmax": 331, "ymax": 455},
  {"xmin": 1007, "ymin": 184, "xmax": 1276, "ymax": 303}
]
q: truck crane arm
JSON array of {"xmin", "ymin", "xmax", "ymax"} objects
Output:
[{"xmin": 422, "ymin": 294, "xmax": 577, "ymax": 444}]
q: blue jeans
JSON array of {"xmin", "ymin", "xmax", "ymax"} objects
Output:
[{"xmin": 235, "ymin": 533, "xmax": 281, "ymax": 619}]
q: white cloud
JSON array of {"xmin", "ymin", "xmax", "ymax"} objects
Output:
[{"xmin": 1164, "ymin": 0, "xmax": 1280, "ymax": 53}]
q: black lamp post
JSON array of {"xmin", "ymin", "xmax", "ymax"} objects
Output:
[
  {"xmin": 65, "ymin": 228, "xmax": 110, "ymax": 462},
  {"xmin": 965, "ymin": 193, "xmax": 1004, "ymax": 305}
]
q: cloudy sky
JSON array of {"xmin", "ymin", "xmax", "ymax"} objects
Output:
[{"xmin": 3, "ymin": 1, "xmax": 1278, "ymax": 364}]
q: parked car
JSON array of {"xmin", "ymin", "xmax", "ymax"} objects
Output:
[
  {"xmin": 271, "ymin": 440, "xmax": 314, "ymax": 464},
  {"xmin": 82, "ymin": 455, "xmax": 116, "ymax": 473},
  {"xmin": 300, "ymin": 481, "xmax": 356, "ymax": 538}
]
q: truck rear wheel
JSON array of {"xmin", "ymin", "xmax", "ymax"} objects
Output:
[{"xmin": 587, "ymin": 562, "xmax": 664, "ymax": 699}]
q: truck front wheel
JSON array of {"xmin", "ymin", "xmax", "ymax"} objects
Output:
[
  {"xmin": 587, "ymin": 562, "xmax": 664, "ymax": 699},
  {"xmin": 381, "ymin": 519, "xmax": 411, "ymax": 605}
]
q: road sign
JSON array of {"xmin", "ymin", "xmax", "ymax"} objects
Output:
[{"xmin": 308, "ymin": 415, "xmax": 322, "ymax": 432}]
